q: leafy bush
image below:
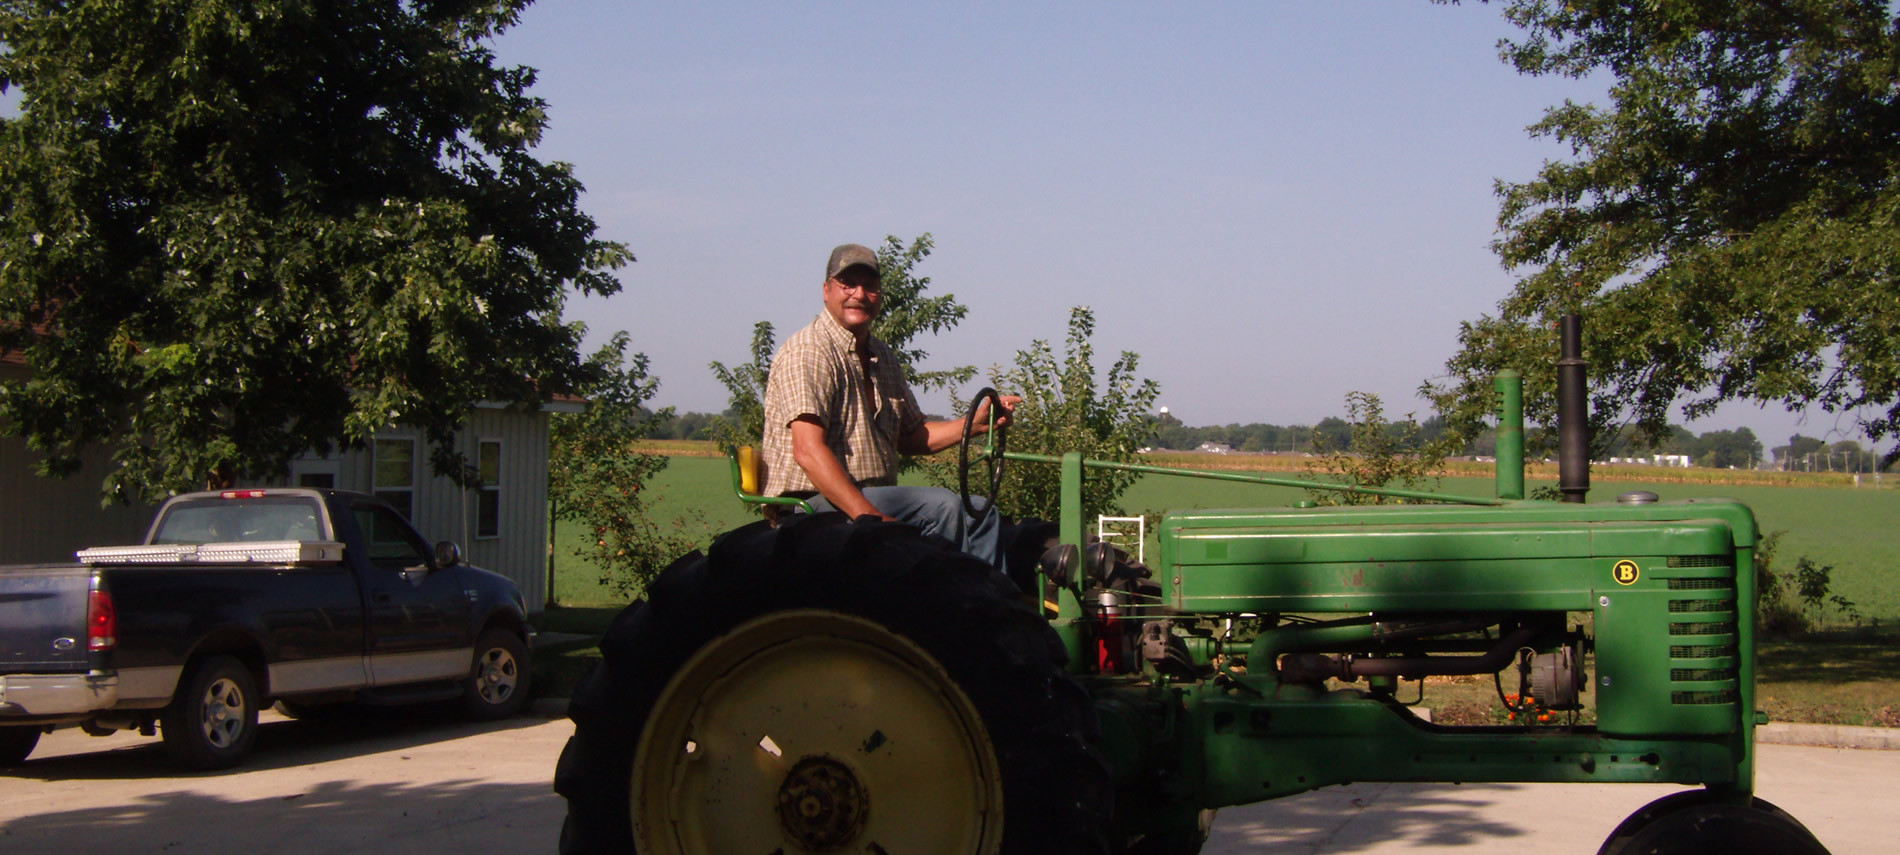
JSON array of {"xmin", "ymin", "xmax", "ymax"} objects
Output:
[
  {"xmin": 1301, "ymin": 392, "xmax": 1454, "ymax": 505},
  {"xmin": 548, "ymin": 333, "xmax": 701, "ymax": 599},
  {"xmin": 1755, "ymin": 531, "xmax": 1862, "ymax": 636},
  {"xmin": 929, "ymin": 306, "xmax": 1159, "ymax": 522}
]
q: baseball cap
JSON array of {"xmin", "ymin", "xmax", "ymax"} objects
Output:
[{"xmin": 825, "ymin": 244, "xmax": 881, "ymax": 280}]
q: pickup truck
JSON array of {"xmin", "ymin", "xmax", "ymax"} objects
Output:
[{"xmin": 0, "ymin": 488, "xmax": 534, "ymax": 769}]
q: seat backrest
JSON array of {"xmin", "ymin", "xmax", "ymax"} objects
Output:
[{"xmin": 727, "ymin": 446, "xmax": 814, "ymax": 515}]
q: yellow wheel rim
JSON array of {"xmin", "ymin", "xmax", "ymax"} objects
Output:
[{"xmin": 632, "ymin": 610, "xmax": 1004, "ymax": 854}]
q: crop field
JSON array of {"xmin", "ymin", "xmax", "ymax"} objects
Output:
[{"xmin": 551, "ymin": 450, "xmax": 1898, "ymax": 626}]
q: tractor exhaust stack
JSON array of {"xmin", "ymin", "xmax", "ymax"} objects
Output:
[{"xmin": 1557, "ymin": 313, "xmax": 1590, "ymax": 503}]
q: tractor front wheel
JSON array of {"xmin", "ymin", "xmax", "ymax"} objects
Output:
[
  {"xmin": 1598, "ymin": 790, "xmax": 1829, "ymax": 855},
  {"xmin": 554, "ymin": 513, "xmax": 1112, "ymax": 854}
]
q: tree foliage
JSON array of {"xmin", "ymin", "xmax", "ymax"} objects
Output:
[
  {"xmin": 1433, "ymin": 1, "xmax": 1900, "ymax": 463},
  {"xmin": 0, "ymin": 0, "xmax": 626, "ymax": 501},
  {"xmin": 869, "ymin": 233, "xmax": 976, "ymax": 395},
  {"xmin": 707, "ymin": 320, "xmax": 775, "ymax": 453},
  {"xmin": 547, "ymin": 332, "xmax": 697, "ymax": 599},
  {"xmin": 930, "ymin": 306, "xmax": 1159, "ymax": 522},
  {"xmin": 1302, "ymin": 392, "xmax": 1453, "ymax": 505}
]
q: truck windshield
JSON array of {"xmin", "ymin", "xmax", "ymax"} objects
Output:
[{"xmin": 152, "ymin": 496, "xmax": 327, "ymax": 544}]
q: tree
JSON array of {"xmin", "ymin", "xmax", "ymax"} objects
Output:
[
  {"xmin": 709, "ymin": 233, "xmax": 969, "ymax": 449},
  {"xmin": 0, "ymin": 0, "xmax": 626, "ymax": 502},
  {"xmin": 1303, "ymin": 392, "xmax": 1453, "ymax": 506},
  {"xmin": 707, "ymin": 320, "xmax": 775, "ymax": 452},
  {"xmin": 929, "ymin": 306, "xmax": 1159, "ymax": 522},
  {"xmin": 1432, "ymin": 1, "xmax": 1900, "ymax": 464},
  {"xmin": 1695, "ymin": 427, "xmax": 1762, "ymax": 469},
  {"xmin": 548, "ymin": 333, "xmax": 697, "ymax": 599},
  {"xmin": 869, "ymin": 233, "xmax": 976, "ymax": 396},
  {"xmin": 1778, "ymin": 434, "xmax": 1828, "ymax": 467}
]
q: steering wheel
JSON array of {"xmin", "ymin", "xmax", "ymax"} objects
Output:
[{"xmin": 958, "ymin": 387, "xmax": 1009, "ymax": 518}]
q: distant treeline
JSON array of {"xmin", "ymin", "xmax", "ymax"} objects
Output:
[{"xmin": 643, "ymin": 410, "xmax": 1889, "ymax": 472}]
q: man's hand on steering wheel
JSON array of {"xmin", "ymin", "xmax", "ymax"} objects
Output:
[{"xmin": 970, "ymin": 393, "xmax": 1022, "ymax": 433}]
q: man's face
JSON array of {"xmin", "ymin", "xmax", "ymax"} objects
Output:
[{"xmin": 823, "ymin": 265, "xmax": 882, "ymax": 335}]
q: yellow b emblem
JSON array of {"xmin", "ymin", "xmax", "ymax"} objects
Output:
[{"xmin": 1612, "ymin": 560, "xmax": 1640, "ymax": 586}]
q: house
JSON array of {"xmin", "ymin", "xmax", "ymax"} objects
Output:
[{"xmin": 0, "ymin": 354, "xmax": 574, "ymax": 610}]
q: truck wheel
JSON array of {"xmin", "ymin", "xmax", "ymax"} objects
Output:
[
  {"xmin": 555, "ymin": 513, "xmax": 1113, "ymax": 855},
  {"xmin": 462, "ymin": 628, "xmax": 531, "ymax": 720},
  {"xmin": 0, "ymin": 727, "xmax": 40, "ymax": 767},
  {"xmin": 161, "ymin": 655, "xmax": 259, "ymax": 770},
  {"xmin": 1598, "ymin": 790, "xmax": 1829, "ymax": 855}
]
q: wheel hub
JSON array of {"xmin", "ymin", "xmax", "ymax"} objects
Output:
[{"xmin": 776, "ymin": 755, "xmax": 870, "ymax": 850}]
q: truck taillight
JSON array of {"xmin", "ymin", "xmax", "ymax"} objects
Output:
[
  {"xmin": 87, "ymin": 589, "xmax": 117, "ymax": 651},
  {"xmin": 221, "ymin": 489, "xmax": 268, "ymax": 499}
]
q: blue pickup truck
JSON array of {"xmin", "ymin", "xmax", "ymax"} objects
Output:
[{"xmin": 0, "ymin": 488, "xmax": 534, "ymax": 769}]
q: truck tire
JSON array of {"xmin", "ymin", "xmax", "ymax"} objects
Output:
[
  {"xmin": 554, "ymin": 513, "xmax": 1113, "ymax": 855},
  {"xmin": 161, "ymin": 654, "xmax": 259, "ymax": 770},
  {"xmin": 0, "ymin": 726, "xmax": 40, "ymax": 767},
  {"xmin": 462, "ymin": 627, "xmax": 531, "ymax": 720}
]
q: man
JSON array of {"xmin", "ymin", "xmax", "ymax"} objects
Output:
[{"xmin": 760, "ymin": 243, "xmax": 1018, "ymax": 566}]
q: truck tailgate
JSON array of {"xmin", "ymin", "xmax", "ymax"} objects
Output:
[{"xmin": 0, "ymin": 564, "xmax": 94, "ymax": 673}]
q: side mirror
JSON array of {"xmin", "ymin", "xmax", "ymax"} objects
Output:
[{"xmin": 434, "ymin": 541, "xmax": 463, "ymax": 569}]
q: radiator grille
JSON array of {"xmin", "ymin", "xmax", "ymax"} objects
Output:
[
  {"xmin": 1667, "ymin": 555, "xmax": 1732, "ymax": 568},
  {"xmin": 1666, "ymin": 580, "xmax": 1739, "ymax": 707},
  {"xmin": 1669, "ymin": 621, "xmax": 1736, "ymax": 636},
  {"xmin": 1669, "ymin": 598, "xmax": 1735, "ymax": 613},
  {"xmin": 1666, "ymin": 577, "xmax": 1731, "ymax": 590}
]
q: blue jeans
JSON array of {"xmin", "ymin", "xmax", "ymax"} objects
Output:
[{"xmin": 808, "ymin": 486, "xmax": 1002, "ymax": 569}]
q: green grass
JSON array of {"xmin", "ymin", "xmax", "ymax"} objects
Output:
[
  {"xmin": 537, "ymin": 452, "xmax": 1899, "ymax": 724},
  {"xmin": 548, "ymin": 456, "xmax": 760, "ymax": 606},
  {"xmin": 552, "ymin": 453, "xmax": 1898, "ymax": 622}
]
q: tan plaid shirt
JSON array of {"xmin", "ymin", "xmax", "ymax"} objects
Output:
[{"xmin": 761, "ymin": 312, "xmax": 926, "ymax": 497}]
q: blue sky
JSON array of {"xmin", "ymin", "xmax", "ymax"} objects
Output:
[
  {"xmin": 494, "ymin": 1, "xmax": 1876, "ymax": 451},
  {"xmin": 3, "ymin": 3, "xmax": 1879, "ymax": 452}
]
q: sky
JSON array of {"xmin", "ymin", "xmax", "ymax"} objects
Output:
[
  {"xmin": 3, "ymin": 3, "xmax": 1883, "ymax": 453},
  {"xmin": 490, "ymin": 1, "xmax": 1880, "ymax": 453}
]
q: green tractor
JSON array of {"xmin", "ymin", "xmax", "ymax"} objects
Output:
[{"xmin": 554, "ymin": 318, "xmax": 1830, "ymax": 854}]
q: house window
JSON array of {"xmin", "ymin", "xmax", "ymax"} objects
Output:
[
  {"xmin": 374, "ymin": 438, "xmax": 416, "ymax": 520},
  {"xmin": 477, "ymin": 439, "xmax": 501, "ymax": 539}
]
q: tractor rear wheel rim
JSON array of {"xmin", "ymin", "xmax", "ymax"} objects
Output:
[{"xmin": 631, "ymin": 610, "xmax": 1004, "ymax": 854}]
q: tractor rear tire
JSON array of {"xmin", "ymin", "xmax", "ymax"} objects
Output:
[
  {"xmin": 1125, "ymin": 809, "xmax": 1217, "ymax": 855},
  {"xmin": 1597, "ymin": 790, "xmax": 1829, "ymax": 855},
  {"xmin": 554, "ymin": 512, "xmax": 1113, "ymax": 855}
]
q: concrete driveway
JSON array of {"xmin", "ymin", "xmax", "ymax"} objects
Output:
[{"xmin": 1, "ymin": 706, "xmax": 1891, "ymax": 854}]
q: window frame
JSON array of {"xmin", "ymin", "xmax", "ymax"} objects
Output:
[
  {"xmin": 475, "ymin": 437, "xmax": 502, "ymax": 540},
  {"xmin": 372, "ymin": 436, "xmax": 417, "ymax": 521}
]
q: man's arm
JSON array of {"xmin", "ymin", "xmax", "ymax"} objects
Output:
[
  {"xmin": 898, "ymin": 394, "xmax": 1021, "ymax": 456},
  {"xmin": 788, "ymin": 416, "xmax": 895, "ymax": 521}
]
